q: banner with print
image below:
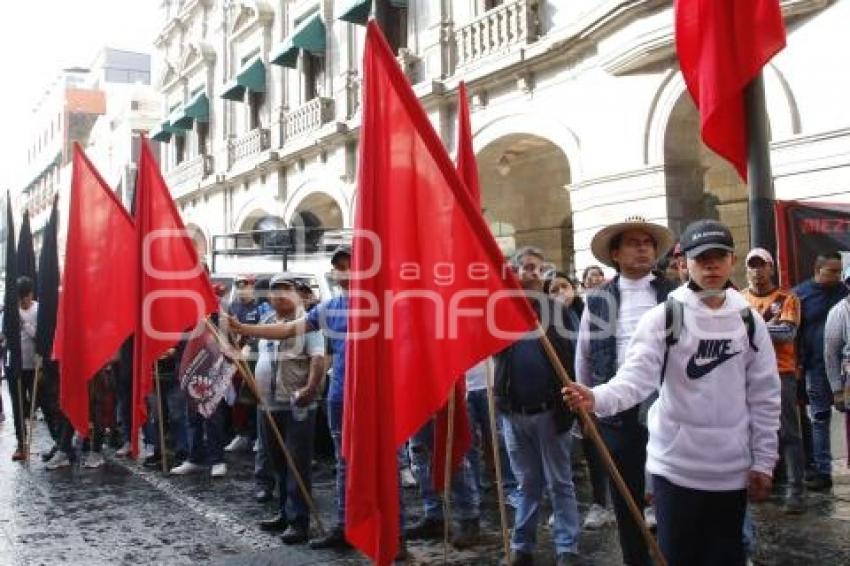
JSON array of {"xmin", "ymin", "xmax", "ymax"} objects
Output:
[
  {"xmin": 775, "ymin": 200, "xmax": 850, "ymax": 287},
  {"xmin": 177, "ymin": 324, "xmax": 238, "ymax": 418}
]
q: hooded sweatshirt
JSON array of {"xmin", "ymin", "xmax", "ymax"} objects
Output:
[{"xmin": 592, "ymin": 285, "xmax": 781, "ymax": 491}]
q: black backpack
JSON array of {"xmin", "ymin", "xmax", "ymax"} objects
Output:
[{"xmin": 660, "ymin": 297, "xmax": 759, "ymax": 382}]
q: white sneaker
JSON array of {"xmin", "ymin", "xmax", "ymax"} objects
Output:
[
  {"xmin": 400, "ymin": 467, "xmax": 417, "ymax": 488},
  {"xmin": 210, "ymin": 463, "xmax": 227, "ymax": 477},
  {"xmin": 142, "ymin": 444, "xmax": 155, "ymax": 459},
  {"xmin": 45, "ymin": 451, "xmax": 71, "ymax": 470},
  {"xmin": 115, "ymin": 442, "xmax": 132, "ymax": 457},
  {"xmin": 224, "ymin": 435, "xmax": 251, "ymax": 453},
  {"xmin": 83, "ymin": 452, "xmax": 105, "ymax": 469},
  {"xmin": 583, "ymin": 504, "xmax": 615, "ymax": 530},
  {"xmin": 644, "ymin": 506, "xmax": 657, "ymax": 530},
  {"xmin": 253, "ymin": 439, "xmax": 259, "ymax": 453},
  {"xmin": 170, "ymin": 460, "xmax": 204, "ymax": 475}
]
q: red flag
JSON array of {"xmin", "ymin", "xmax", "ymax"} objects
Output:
[
  {"xmin": 55, "ymin": 145, "xmax": 137, "ymax": 436},
  {"xmin": 131, "ymin": 139, "xmax": 219, "ymax": 457},
  {"xmin": 343, "ymin": 23, "xmax": 537, "ymax": 564},
  {"xmin": 432, "ymin": 81, "xmax": 479, "ymax": 491},
  {"xmin": 675, "ymin": 0, "xmax": 786, "ymax": 180}
]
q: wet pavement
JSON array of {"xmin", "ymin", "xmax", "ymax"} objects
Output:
[{"xmin": 0, "ymin": 385, "xmax": 849, "ymax": 566}]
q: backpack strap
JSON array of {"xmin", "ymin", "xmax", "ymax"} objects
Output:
[
  {"xmin": 661, "ymin": 297, "xmax": 684, "ymax": 384},
  {"xmin": 740, "ymin": 307, "xmax": 759, "ymax": 352}
]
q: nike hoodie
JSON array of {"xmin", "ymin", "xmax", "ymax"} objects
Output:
[{"xmin": 592, "ymin": 285, "xmax": 781, "ymax": 491}]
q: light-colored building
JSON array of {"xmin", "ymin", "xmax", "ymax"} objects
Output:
[{"xmin": 153, "ymin": 0, "xmax": 850, "ymax": 282}]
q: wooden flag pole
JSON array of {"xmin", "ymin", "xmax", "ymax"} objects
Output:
[
  {"xmin": 535, "ymin": 324, "xmax": 667, "ymax": 566},
  {"xmin": 442, "ymin": 390, "xmax": 456, "ymax": 563},
  {"xmin": 154, "ymin": 363, "xmax": 169, "ymax": 474},
  {"xmin": 205, "ymin": 319, "xmax": 326, "ymax": 537},
  {"xmin": 16, "ymin": 374, "xmax": 26, "ymax": 457},
  {"xmin": 484, "ymin": 358, "xmax": 511, "ymax": 565},
  {"xmin": 25, "ymin": 362, "xmax": 42, "ymax": 462}
]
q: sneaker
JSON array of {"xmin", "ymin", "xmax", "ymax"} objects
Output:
[
  {"xmin": 41, "ymin": 445, "xmax": 58, "ymax": 463},
  {"xmin": 83, "ymin": 452, "xmax": 105, "ymax": 469},
  {"xmin": 805, "ymin": 474, "xmax": 833, "ymax": 492},
  {"xmin": 400, "ymin": 467, "xmax": 417, "ymax": 488},
  {"xmin": 644, "ymin": 506, "xmax": 657, "ymax": 530},
  {"xmin": 143, "ymin": 453, "xmax": 163, "ymax": 469},
  {"xmin": 583, "ymin": 504, "xmax": 615, "ymax": 530},
  {"xmin": 224, "ymin": 435, "xmax": 251, "ymax": 453},
  {"xmin": 281, "ymin": 524, "xmax": 309, "ymax": 545},
  {"xmin": 783, "ymin": 491, "xmax": 806, "ymax": 515},
  {"xmin": 45, "ymin": 451, "xmax": 71, "ymax": 470},
  {"xmin": 115, "ymin": 442, "xmax": 132, "ymax": 457},
  {"xmin": 309, "ymin": 527, "xmax": 351, "ymax": 550},
  {"xmin": 211, "ymin": 463, "xmax": 227, "ymax": 477},
  {"xmin": 253, "ymin": 439, "xmax": 259, "ymax": 453},
  {"xmin": 11, "ymin": 447, "xmax": 25, "ymax": 461},
  {"xmin": 170, "ymin": 460, "xmax": 204, "ymax": 475}
]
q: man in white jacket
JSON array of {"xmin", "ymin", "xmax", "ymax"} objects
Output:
[{"xmin": 564, "ymin": 219, "xmax": 781, "ymax": 566}]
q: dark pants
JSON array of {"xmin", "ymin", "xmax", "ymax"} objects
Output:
[
  {"xmin": 653, "ymin": 475, "xmax": 747, "ymax": 566},
  {"xmin": 600, "ymin": 417, "xmax": 650, "ymax": 566},
  {"xmin": 583, "ymin": 436, "xmax": 610, "ymax": 507},
  {"xmin": 86, "ymin": 367, "xmax": 114, "ymax": 453},
  {"xmin": 188, "ymin": 402, "xmax": 226, "ymax": 465},
  {"xmin": 8, "ymin": 369, "xmax": 35, "ymax": 447},
  {"xmin": 262, "ymin": 407, "xmax": 316, "ymax": 528},
  {"xmin": 779, "ymin": 374, "xmax": 805, "ymax": 492}
]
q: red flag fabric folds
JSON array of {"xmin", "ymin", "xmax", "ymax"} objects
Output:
[
  {"xmin": 131, "ymin": 140, "xmax": 219, "ymax": 456},
  {"xmin": 56, "ymin": 145, "xmax": 137, "ymax": 435},
  {"xmin": 432, "ymin": 81, "xmax": 479, "ymax": 492},
  {"xmin": 343, "ymin": 23, "xmax": 537, "ymax": 564},
  {"xmin": 675, "ymin": 0, "xmax": 786, "ymax": 180}
]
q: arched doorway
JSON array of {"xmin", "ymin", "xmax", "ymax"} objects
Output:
[
  {"xmin": 292, "ymin": 192, "xmax": 344, "ymax": 230},
  {"xmin": 477, "ymin": 134, "xmax": 573, "ymax": 271},
  {"xmin": 664, "ymin": 94, "xmax": 752, "ymax": 284}
]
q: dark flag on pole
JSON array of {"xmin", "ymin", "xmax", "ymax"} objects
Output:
[
  {"xmin": 36, "ymin": 196, "xmax": 60, "ymax": 381},
  {"xmin": 17, "ymin": 211, "xmax": 37, "ymax": 299},
  {"xmin": 177, "ymin": 323, "xmax": 237, "ymax": 419},
  {"xmin": 3, "ymin": 194, "xmax": 20, "ymax": 377}
]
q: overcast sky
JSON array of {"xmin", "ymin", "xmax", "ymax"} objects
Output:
[{"xmin": 0, "ymin": 1, "xmax": 161, "ymax": 191}]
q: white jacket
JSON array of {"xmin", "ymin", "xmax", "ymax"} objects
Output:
[{"xmin": 593, "ymin": 285, "xmax": 781, "ymax": 491}]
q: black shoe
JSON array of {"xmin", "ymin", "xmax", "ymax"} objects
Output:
[
  {"xmin": 555, "ymin": 553, "xmax": 577, "ymax": 566},
  {"xmin": 281, "ymin": 525, "xmax": 309, "ymax": 545},
  {"xmin": 143, "ymin": 453, "xmax": 163, "ymax": 469},
  {"xmin": 258, "ymin": 514, "xmax": 288, "ymax": 533},
  {"xmin": 805, "ymin": 474, "xmax": 833, "ymax": 492},
  {"xmin": 41, "ymin": 445, "xmax": 58, "ymax": 463},
  {"xmin": 451, "ymin": 519, "xmax": 480, "ymax": 549},
  {"xmin": 509, "ymin": 551, "xmax": 534, "ymax": 566},
  {"xmin": 783, "ymin": 491, "xmax": 806, "ymax": 515},
  {"xmin": 404, "ymin": 516, "xmax": 443, "ymax": 541},
  {"xmin": 309, "ymin": 528, "xmax": 351, "ymax": 550},
  {"xmin": 255, "ymin": 488, "xmax": 273, "ymax": 503},
  {"xmin": 394, "ymin": 539, "xmax": 408, "ymax": 563}
]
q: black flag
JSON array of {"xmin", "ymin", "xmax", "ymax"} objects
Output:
[
  {"xmin": 3, "ymin": 193, "xmax": 20, "ymax": 377},
  {"xmin": 17, "ymin": 210, "xmax": 37, "ymax": 299},
  {"xmin": 35, "ymin": 196, "xmax": 59, "ymax": 359}
]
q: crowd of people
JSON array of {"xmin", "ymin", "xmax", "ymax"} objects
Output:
[{"xmin": 1, "ymin": 216, "xmax": 849, "ymax": 566}]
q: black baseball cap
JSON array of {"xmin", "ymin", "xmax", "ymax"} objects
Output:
[
  {"xmin": 679, "ymin": 219, "xmax": 735, "ymax": 259},
  {"xmin": 269, "ymin": 272, "xmax": 298, "ymax": 288},
  {"xmin": 331, "ymin": 245, "xmax": 352, "ymax": 267}
]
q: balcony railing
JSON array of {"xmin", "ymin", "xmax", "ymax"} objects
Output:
[
  {"xmin": 230, "ymin": 128, "xmax": 271, "ymax": 164},
  {"xmin": 166, "ymin": 154, "xmax": 213, "ymax": 191},
  {"xmin": 454, "ymin": 0, "xmax": 540, "ymax": 68},
  {"xmin": 283, "ymin": 97, "xmax": 335, "ymax": 141}
]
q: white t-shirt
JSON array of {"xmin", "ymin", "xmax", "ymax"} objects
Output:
[
  {"xmin": 20, "ymin": 301, "xmax": 38, "ymax": 370},
  {"xmin": 615, "ymin": 274, "xmax": 657, "ymax": 367}
]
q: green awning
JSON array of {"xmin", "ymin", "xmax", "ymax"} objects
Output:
[
  {"xmin": 150, "ymin": 122, "xmax": 173, "ymax": 143},
  {"xmin": 339, "ymin": 0, "xmax": 371, "ymax": 25},
  {"xmin": 221, "ymin": 79, "xmax": 246, "ymax": 101},
  {"xmin": 237, "ymin": 56, "xmax": 266, "ymax": 92},
  {"xmin": 271, "ymin": 13, "xmax": 326, "ymax": 68},
  {"xmin": 185, "ymin": 92, "xmax": 210, "ymax": 123},
  {"xmin": 169, "ymin": 105, "xmax": 193, "ymax": 130},
  {"xmin": 389, "ymin": 0, "xmax": 407, "ymax": 7}
]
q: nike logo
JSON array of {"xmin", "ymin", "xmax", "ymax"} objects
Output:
[{"xmin": 686, "ymin": 339, "xmax": 742, "ymax": 379}]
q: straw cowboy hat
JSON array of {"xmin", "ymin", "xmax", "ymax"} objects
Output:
[{"xmin": 590, "ymin": 215, "xmax": 675, "ymax": 268}]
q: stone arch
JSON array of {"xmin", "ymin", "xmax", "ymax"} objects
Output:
[
  {"xmin": 232, "ymin": 193, "xmax": 282, "ymax": 233},
  {"xmin": 477, "ymin": 133, "xmax": 574, "ymax": 271},
  {"xmin": 283, "ymin": 178, "xmax": 351, "ymax": 228}
]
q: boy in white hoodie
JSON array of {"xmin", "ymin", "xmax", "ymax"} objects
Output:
[{"xmin": 564, "ymin": 219, "xmax": 781, "ymax": 566}]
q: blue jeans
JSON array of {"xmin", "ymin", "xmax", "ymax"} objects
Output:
[
  {"xmin": 504, "ymin": 411, "xmax": 580, "ymax": 555},
  {"xmin": 255, "ymin": 410, "xmax": 275, "ymax": 490},
  {"xmin": 262, "ymin": 408, "xmax": 316, "ymax": 528},
  {"xmin": 409, "ymin": 420, "xmax": 480, "ymax": 521},
  {"xmin": 466, "ymin": 389, "xmax": 517, "ymax": 493},
  {"xmin": 328, "ymin": 400, "xmax": 347, "ymax": 529},
  {"xmin": 188, "ymin": 401, "xmax": 226, "ymax": 465},
  {"xmin": 805, "ymin": 369, "xmax": 832, "ymax": 475}
]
